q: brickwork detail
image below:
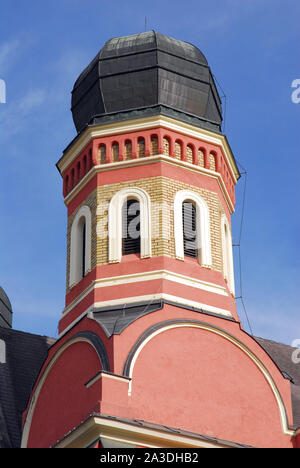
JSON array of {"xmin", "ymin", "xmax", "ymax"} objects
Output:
[{"xmin": 65, "ymin": 177, "xmax": 225, "ymax": 292}]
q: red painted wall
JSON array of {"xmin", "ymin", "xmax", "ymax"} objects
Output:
[
  {"xmin": 26, "ymin": 340, "xmax": 103, "ymax": 448},
  {"xmin": 127, "ymin": 325, "xmax": 292, "ymax": 448}
]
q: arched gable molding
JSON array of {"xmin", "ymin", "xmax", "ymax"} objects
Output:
[
  {"xmin": 221, "ymin": 214, "xmax": 235, "ymax": 295},
  {"xmin": 174, "ymin": 190, "xmax": 212, "ymax": 267},
  {"xmin": 21, "ymin": 331, "xmax": 110, "ymax": 448},
  {"xmin": 123, "ymin": 319, "xmax": 294, "ymax": 436},
  {"xmin": 69, "ymin": 205, "xmax": 92, "ymax": 287},
  {"xmin": 108, "ymin": 187, "xmax": 152, "ymax": 263}
]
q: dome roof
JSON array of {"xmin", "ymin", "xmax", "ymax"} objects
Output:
[
  {"xmin": 71, "ymin": 31, "xmax": 222, "ymax": 133},
  {"xmin": 0, "ymin": 287, "xmax": 12, "ymax": 328}
]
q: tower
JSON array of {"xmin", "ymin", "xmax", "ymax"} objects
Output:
[{"xmin": 21, "ymin": 32, "xmax": 298, "ymax": 449}]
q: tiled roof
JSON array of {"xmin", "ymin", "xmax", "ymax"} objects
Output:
[
  {"xmin": 0, "ymin": 326, "xmax": 55, "ymax": 448},
  {"xmin": 255, "ymin": 336, "xmax": 300, "ymax": 428}
]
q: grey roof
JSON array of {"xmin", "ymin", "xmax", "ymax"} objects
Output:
[
  {"xmin": 255, "ymin": 336, "xmax": 300, "ymax": 428},
  {"xmin": 53, "ymin": 413, "xmax": 254, "ymax": 448},
  {"xmin": 71, "ymin": 31, "xmax": 222, "ymax": 134},
  {"xmin": 0, "ymin": 287, "xmax": 13, "ymax": 329},
  {"xmin": 0, "ymin": 327, "xmax": 55, "ymax": 447}
]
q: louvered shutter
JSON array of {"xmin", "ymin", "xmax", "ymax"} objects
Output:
[
  {"xmin": 183, "ymin": 202, "xmax": 197, "ymax": 258},
  {"xmin": 122, "ymin": 200, "xmax": 141, "ymax": 255}
]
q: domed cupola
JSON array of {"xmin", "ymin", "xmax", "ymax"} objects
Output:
[
  {"xmin": 71, "ymin": 31, "xmax": 223, "ymax": 134},
  {"xmin": 0, "ymin": 287, "xmax": 13, "ymax": 328}
]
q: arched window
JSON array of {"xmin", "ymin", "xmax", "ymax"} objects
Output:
[
  {"xmin": 138, "ymin": 137, "xmax": 145, "ymax": 158},
  {"xmin": 221, "ymin": 214, "xmax": 235, "ymax": 295},
  {"xmin": 182, "ymin": 201, "xmax": 197, "ymax": 258},
  {"xmin": 210, "ymin": 153, "xmax": 216, "ymax": 171},
  {"xmin": 99, "ymin": 144, "xmax": 106, "ymax": 164},
  {"xmin": 69, "ymin": 206, "xmax": 92, "ymax": 287},
  {"xmin": 174, "ymin": 190, "xmax": 212, "ymax": 267},
  {"xmin": 108, "ymin": 187, "xmax": 151, "ymax": 263},
  {"xmin": 122, "ymin": 199, "xmax": 141, "ymax": 255},
  {"xmin": 112, "ymin": 142, "xmax": 119, "ymax": 162},
  {"xmin": 163, "ymin": 137, "xmax": 170, "ymax": 156},
  {"xmin": 65, "ymin": 175, "xmax": 69, "ymax": 195},
  {"xmin": 124, "ymin": 140, "xmax": 132, "ymax": 160},
  {"xmin": 150, "ymin": 136, "xmax": 158, "ymax": 156},
  {"xmin": 83, "ymin": 155, "xmax": 87, "ymax": 174},
  {"xmin": 77, "ymin": 161, "xmax": 81, "ymax": 182},
  {"xmin": 175, "ymin": 141, "xmax": 182, "ymax": 160},
  {"xmin": 186, "ymin": 145, "xmax": 193, "ymax": 164},
  {"xmin": 198, "ymin": 149, "xmax": 204, "ymax": 167},
  {"xmin": 71, "ymin": 168, "xmax": 75, "ymax": 188}
]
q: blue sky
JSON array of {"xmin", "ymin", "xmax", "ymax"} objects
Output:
[{"xmin": 0, "ymin": 0, "xmax": 299, "ymax": 345}]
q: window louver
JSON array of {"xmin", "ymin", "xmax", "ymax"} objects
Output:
[
  {"xmin": 122, "ymin": 200, "xmax": 141, "ymax": 255},
  {"xmin": 183, "ymin": 202, "xmax": 197, "ymax": 258}
]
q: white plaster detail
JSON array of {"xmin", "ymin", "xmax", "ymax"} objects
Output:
[
  {"xmin": 108, "ymin": 187, "xmax": 151, "ymax": 263},
  {"xmin": 69, "ymin": 205, "xmax": 92, "ymax": 287},
  {"xmin": 174, "ymin": 190, "xmax": 212, "ymax": 267},
  {"xmin": 221, "ymin": 214, "xmax": 235, "ymax": 295}
]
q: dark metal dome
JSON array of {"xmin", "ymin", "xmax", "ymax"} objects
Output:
[
  {"xmin": 71, "ymin": 31, "xmax": 223, "ymax": 134},
  {"xmin": 0, "ymin": 287, "xmax": 12, "ymax": 328}
]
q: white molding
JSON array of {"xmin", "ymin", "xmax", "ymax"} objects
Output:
[
  {"xmin": 126, "ymin": 322, "xmax": 295, "ymax": 437},
  {"xmin": 58, "ymin": 292, "xmax": 232, "ymax": 339},
  {"xmin": 54, "ymin": 414, "xmax": 234, "ymax": 448},
  {"xmin": 62, "ymin": 270, "xmax": 228, "ymax": 318},
  {"xmin": 69, "ymin": 205, "xmax": 92, "ymax": 287},
  {"xmin": 174, "ymin": 190, "xmax": 212, "ymax": 267},
  {"xmin": 21, "ymin": 335, "xmax": 103, "ymax": 448},
  {"xmin": 58, "ymin": 115, "xmax": 238, "ymax": 182},
  {"xmin": 93, "ymin": 293, "xmax": 232, "ymax": 317},
  {"xmin": 85, "ymin": 371, "xmax": 131, "ymax": 389},
  {"xmin": 108, "ymin": 187, "xmax": 152, "ymax": 263},
  {"xmin": 63, "ymin": 154, "xmax": 235, "ymax": 214},
  {"xmin": 221, "ymin": 214, "xmax": 235, "ymax": 296}
]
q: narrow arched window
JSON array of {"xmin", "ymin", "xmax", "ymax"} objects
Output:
[
  {"xmin": 183, "ymin": 202, "xmax": 197, "ymax": 258},
  {"xmin": 138, "ymin": 137, "xmax": 145, "ymax": 158},
  {"xmin": 122, "ymin": 199, "xmax": 141, "ymax": 255},
  {"xmin": 175, "ymin": 141, "xmax": 182, "ymax": 160},
  {"xmin": 210, "ymin": 153, "xmax": 216, "ymax": 171},
  {"xmin": 198, "ymin": 149, "xmax": 204, "ymax": 167},
  {"xmin": 65, "ymin": 175, "xmax": 69, "ymax": 195},
  {"xmin": 150, "ymin": 136, "xmax": 158, "ymax": 156},
  {"xmin": 174, "ymin": 190, "xmax": 212, "ymax": 267},
  {"xmin": 163, "ymin": 137, "xmax": 170, "ymax": 156},
  {"xmin": 112, "ymin": 142, "xmax": 119, "ymax": 162},
  {"xmin": 83, "ymin": 155, "xmax": 87, "ymax": 174},
  {"xmin": 77, "ymin": 161, "xmax": 81, "ymax": 182},
  {"xmin": 186, "ymin": 145, "xmax": 193, "ymax": 164},
  {"xmin": 108, "ymin": 187, "xmax": 151, "ymax": 264},
  {"xmin": 125, "ymin": 140, "xmax": 132, "ymax": 160},
  {"xmin": 99, "ymin": 144, "xmax": 106, "ymax": 164},
  {"xmin": 81, "ymin": 221, "xmax": 86, "ymax": 279},
  {"xmin": 89, "ymin": 149, "xmax": 93, "ymax": 169},
  {"xmin": 69, "ymin": 206, "xmax": 92, "ymax": 287},
  {"xmin": 221, "ymin": 215, "xmax": 235, "ymax": 295},
  {"xmin": 71, "ymin": 168, "xmax": 75, "ymax": 188}
]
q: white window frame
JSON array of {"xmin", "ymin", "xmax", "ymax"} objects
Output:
[
  {"xmin": 108, "ymin": 187, "xmax": 152, "ymax": 264},
  {"xmin": 221, "ymin": 214, "xmax": 235, "ymax": 295},
  {"xmin": 69, "ymin": 205, "xmax": 92, "ymax": 287},
  {"xmin": 174, "ymin": 190, "xmax": 212, "ymax": 267}
]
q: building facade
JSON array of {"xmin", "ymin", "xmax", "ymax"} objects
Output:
[{"xmin": 2, "ymin": 31, "xmax": 299, "ymax": 448}]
